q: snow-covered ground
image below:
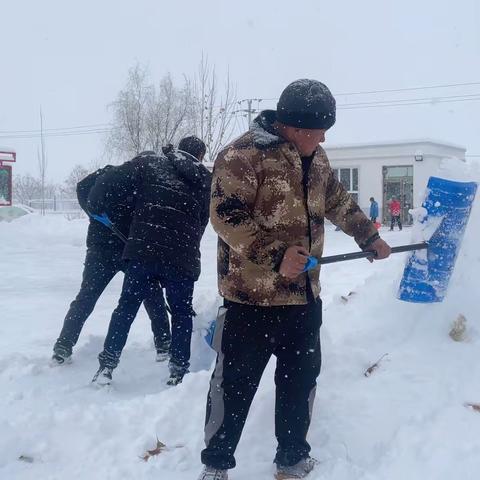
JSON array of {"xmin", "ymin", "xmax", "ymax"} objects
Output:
[{"xmin": 1, "ymin": 161, "xmax": 479, "ymax": 480}]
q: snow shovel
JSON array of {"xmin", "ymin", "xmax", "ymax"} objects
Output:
[{"xmin": 304, "ymin": 176, "xmax": 477, "ymax": 304}]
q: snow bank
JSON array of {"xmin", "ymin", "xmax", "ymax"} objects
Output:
[{"xmin": 1, "ymin": 212, "xmax": 88, "ymax": 249}]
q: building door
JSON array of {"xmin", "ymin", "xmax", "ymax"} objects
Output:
[{"xmin": 382, "ymin": 165, "xmax": 414, "ymax": 224}]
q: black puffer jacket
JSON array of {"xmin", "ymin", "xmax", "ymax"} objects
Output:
[
  {"xmin": 77, "ymin": 166, "xmax": 135, "ymax": 250},
  {"xmin": 87, "ymin": 151, "xmax": 212, "ymax": 281}
]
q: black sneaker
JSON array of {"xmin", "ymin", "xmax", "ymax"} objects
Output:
[
  {"xmin": 167, "ymin": 360, "xmax": 188, "ymax": 386},
  {"xmin": 51, "ymin": 352, "xmax": 72, "ymax": 366},
  {"xmin": 197, "ymin": 466, "xmax": 228, "ymax": 480},
  {"xmin": 275, "ymin": 457, "xmax": 318, "ymax": 479},
  {"xmin": 92, "ymin": 366, "xmax": 113, "ymax": 386},
  {"xmin": 166, "ymin": 373, "xmax": 184, "ymax": 386}
]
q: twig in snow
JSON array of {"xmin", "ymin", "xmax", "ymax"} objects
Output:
[
  {"xmin": 140, "ymin": 438, "xmax": 184, "ymax": 462},
  {"xmin": 18, "ymin": 455, "xmax": 34, "ymax": 463},
  {"xmin": 449, "ymin": 314, "xmax": 467, "ymax": 342},
  {"xmin": 340, "ymin": 291, "xmax": 356, "ymax": 304},
  {"xmin": 364, "ymin": 353, "xmax": 389, "ymax": 377},
  {"xmin": 464, "ymin": 402, "xmax": 480, "ymax": 413},
  {"xmin": 141, "ymin": 438, "xmax": 167, "ymax": 461}
]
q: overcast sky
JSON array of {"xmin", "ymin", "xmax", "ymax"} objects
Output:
[{"xmin": 1, "ymin": 0, "xmax": 479, "ymax": 182}]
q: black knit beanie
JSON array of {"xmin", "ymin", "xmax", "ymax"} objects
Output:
[
  {"xmin": 178, "ymin": 136, "xmax": 206, "ymax": 160},
  {"xmin": 276, "ymin": 79, "xmax": 336, "ymax": 130}
]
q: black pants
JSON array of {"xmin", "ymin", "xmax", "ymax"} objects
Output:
[
  {"xmin": 98, "ymin": 260, "xmax": 195, "ymax": 374},
  {"xmin": 390, "ymin": 215, "xmax": 402, "ymax": 230},
  {"xmin": 54, "ymin": 248, "xmax": 170, "ymax": 357},
  {"xmin": 201, "ymin": 299, "xmax": 322, "ymax": 470}
]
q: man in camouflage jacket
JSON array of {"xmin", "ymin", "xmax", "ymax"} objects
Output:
[{"xmin": 198, "ymin": 80, "xmax": 391, "ymax": 480}]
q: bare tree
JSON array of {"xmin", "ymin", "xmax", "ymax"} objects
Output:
[
  {"xmin": 62, "ymin": 164, "xmax": 90, "ymax": 197},
  {"xmin": 106, "ymin": 64, "xmax": 153, "ymax": 161},
  {"xmin": 145, "ymin": 74, "xmax": 194, "ymax": 152},
  {"xmin": 106, "ymin": 60, "xmax": 237, "ymax": 163},
  {"xmin": 13, "ymin": 174, "xmax": 40, "ymax": 204},
  {"xmin": 106, "ymin": 65, "xmax": 195, "ymax": 160},
  {"xmin": 192, "ymin": 56, "xmax": 237, "ymax": 162},
  {"xmin": 13, "ymin": 173, "xmax": 58, "ymax": 205}
]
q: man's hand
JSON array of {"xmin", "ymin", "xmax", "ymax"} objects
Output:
[
  {"xmin": 365, "ymin": 238, "xmax": 391, "ymax": 263},
  {"xmin": 279, "ymin": 246, "xmax": 309, "ymax": 278}
]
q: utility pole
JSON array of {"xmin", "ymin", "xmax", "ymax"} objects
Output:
[
  {"xmin": 247, "ymin": 99, "xmax": 253, "ymax": 125},
  {"xmin": 39, "ymin": 107, "xmax": 47, "ymax": 216},
  {"xmin": 234, "ymin": 98, "xmax": 263, "ymax": 126}
]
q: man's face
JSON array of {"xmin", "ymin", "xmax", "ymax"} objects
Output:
[{"xmin": 285, "ymin": 126, "xmax": 327, "ymax": 156}]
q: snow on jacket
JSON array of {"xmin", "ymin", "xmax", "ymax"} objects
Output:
[
  {"xmin": 210, "ymin": 110, "xmax": 378, "ymax": 306},
  {"xmin": 88, "ymin": 151, "xmax": 212, "ymax": 281},
  {"xmin": 389, "ymin": 200, "xmax": 401, "ymax": 216},
  {"xmin": 369, "ymin": 200, "xmax": 379, "ymax": 219}
]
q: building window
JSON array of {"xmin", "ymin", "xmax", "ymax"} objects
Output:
[{"xmin": 333, "ymin": 168, "xmax": 359, "ymax": 203}]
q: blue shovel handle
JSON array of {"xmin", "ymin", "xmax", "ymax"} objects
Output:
[
  {"xmin": 303, "ymin": 256, "xmax": 319, "ymax": 272},
  {"xmin": 91, "ymin": 212, "xmax": 112, "ymax": 228}
]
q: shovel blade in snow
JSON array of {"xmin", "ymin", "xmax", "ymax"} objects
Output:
[
  {"xmin": 204, "ymin": 307, "xmax": 227, "ymax": 349},
  {"xmin": 204, "ymin": 319, "xmax": 216, "ymax": 348},
  {"xmin": 398, "ymin": 176, "xmax": 477, "ymax": 303}
]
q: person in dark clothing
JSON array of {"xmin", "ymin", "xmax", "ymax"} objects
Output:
[
  {"xmin": 89, "ymin": 140, "xmax": 211, "ymax": 387},
  {"xmin": 52, "ymin": 161, "xmax": 170, "ymax": 365},
  {"xmin": 198, "ymin": 80, "xmax": 391, "ymax": 480}
]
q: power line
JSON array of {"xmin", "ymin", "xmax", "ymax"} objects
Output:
[
  {"xmin": 232, "ymin": 93, "xmax": 480, "ymax": 121},
  {"xmin": 2, "ymin": 81, "xmax": 480, "ymax": 139},
  {"xmin": 336, "ymin": 81, "xmax": 480, "ymax": 97},
  {"xmin": 337, "ymin": 95, "xmax": 480, "ymax": 110},
  {"xmin": 337, "ymin": 92, "xmax": 480, "ymax": 107},
  {"xmin": 3, "ymin": 92, "xmax": 479, "ymax": 139},
  {"xmin": 259, "ymin": 81, "xmax": 480, "ymax": 102},
  {"xmin": 0, "ymin": 128, "xmax": 116, "ymax": 140},
  {"xmin": 257, "ymin": 92, "xmax": 480, "ymax": 109},
  {"xmin": 0, "ymin": 123, "xmax": 112, "ymax": 134}
]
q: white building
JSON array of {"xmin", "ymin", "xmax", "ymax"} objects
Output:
[{"xmin": 325, "ymin": 139, "xmax": 466, "ymax": 224}]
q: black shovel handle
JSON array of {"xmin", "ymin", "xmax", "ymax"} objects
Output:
[
  {"xmin": 109, "ymin": 224, "xmax": 128, "ymax": 244},
  {"xmin": 319, "ymin": 242, "xmax": 428, "ymax": 265}
]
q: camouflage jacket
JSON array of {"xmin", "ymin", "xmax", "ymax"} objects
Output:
[{"xmin": 210, "ymin": 110, "xmax": 378, "ymax": 306}]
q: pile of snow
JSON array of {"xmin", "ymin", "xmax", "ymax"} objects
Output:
[
  {"xmin": 0, "ymin": 205, "xmax": 33, "ymax": 222},
  {"xmin": 0, "ymin": 159, "xmax": 478, "ymax": 480}
]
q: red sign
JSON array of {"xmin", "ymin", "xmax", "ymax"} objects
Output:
[{"xmin": 0, "ymin": 150, "xmax": 16, "ymax": 163}]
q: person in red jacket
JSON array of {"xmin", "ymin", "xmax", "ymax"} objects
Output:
[{"xmin": 389, "ymin": 197, "xmax": 402, "ymax": 231}]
